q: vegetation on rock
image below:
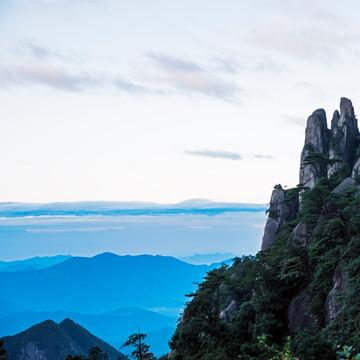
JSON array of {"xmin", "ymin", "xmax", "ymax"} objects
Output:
[{"xmin": 169, "ymin": 112, "xmax": 360, "ymax": 359}]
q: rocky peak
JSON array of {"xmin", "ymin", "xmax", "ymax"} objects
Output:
[
  {"xmin": 261, "ymin": 184, "xmax": 298, "ymax": 250},
  {"xmin": 262, "ymin": 98, "xmax": 359, "ymax": 251},
  {"xmin": 299, "ymin": 108, "xmax": 330, "ymax": 188},
  {"xmin": 328, "ymin": 97, "xmax": 359, "ymax": 175}
]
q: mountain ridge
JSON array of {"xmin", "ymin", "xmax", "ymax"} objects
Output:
[{"xmin": 1, "ymin": 318, "xmax": 127, "ymax": 360}]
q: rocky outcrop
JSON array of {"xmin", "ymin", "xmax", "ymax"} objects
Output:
[
  {"xmin": 262, "ymin": 98, "xmax": 359, "ymax": 251},
  {"xmin": 220, "ymin": 300, "xmax": 238, "ymax": 322},
  {"xmin": 261, "ymin": 185, "xmax": 285, "ymax": 250},
  {"xmin": 331, "ymin": 177, "xmax": 356, "ymax": 194},
  {"xmin": 328, "ymin": 98, "xmax": 359, "ymax": 176},
  {"xmin": 292, "ymin": 222, "xmax": 315, "ymax": 247},
  {"xmin": 325, "ymin": 263, "xmax": 347, "ymax": 324},
  {"xmin": 261, "ymin": 185, "xmax": 299, "ymax": 250},
  {"xmin": 288, "ymin": 289, "xmax": 311, "ymax": 333},
  {"xmin": 299, "ymin": 109, "xmax": 330, "ymax": 188}
]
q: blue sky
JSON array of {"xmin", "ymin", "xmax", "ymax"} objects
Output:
[{"xmin": 1, "ymin": 0, "xmax": 360, "ymax": 205}]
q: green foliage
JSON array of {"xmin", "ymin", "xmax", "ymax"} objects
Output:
[
  {"xmin": 337, "ymin": 345, "xmax": 360, "ymax": 360},
  {"xmin": 258, "ymin": 335, "xmax": 297, "ymax": 360},
  {"xmin": 122, "ymin": 330, "xmax": 156, "ymax": 360},
  {"xmin": 65, "ymin": 347, "xmax": 108, "ymax": 360},
  {"xmin": 87, "ymin": 347, "xmax": 108, "ymax": 360},
  {"xmin": 169, "ymin": 173, "xmax": 360, "ymax": 360},
  {"xmin": 291, "ymin": 329, "xmax": 335, "ymax": 360}
]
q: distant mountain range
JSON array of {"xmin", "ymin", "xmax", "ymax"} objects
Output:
[
  {"xmin": 0, "ymin": 253, "xmax": 235, "ymax": 271},
  {"xmin": 179, "ymin": 252, "xmax": 236, "ymax": 265},
  {"xmin": 0, "ymin": 255, "xmax": 71, "ymax": 272},
  {"xmin": 2, "ymin": 319, "xmax": 127, "ymax": 360},
  {"xmin": 0, "ymin": 252, "xmax": 228, "ymax": 356},
  {"xmin": 0, "ymin": 252, "xmax": 210, "ymax": 314}
]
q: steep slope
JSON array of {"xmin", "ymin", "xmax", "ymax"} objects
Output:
[
  {"xmin": 169, "ymin": 98, "xmax": 360, "ymax": 360},
  {"xmin": 1, "ymin": 319, "xmax": 127, "ymax": 360}
]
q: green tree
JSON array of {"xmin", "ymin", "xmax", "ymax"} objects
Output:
[
  {"xmin": 122, "ymin": 330, "xmax": 156, "ymax": 360},
  {"xmin": 87, "ymin": 347, "xmax": 108, "ymax": 360}
]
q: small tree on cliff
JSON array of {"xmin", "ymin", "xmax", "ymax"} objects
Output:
[{"xmin": 122, "ymin": 329, "xmax": 156, "ymax": 360}]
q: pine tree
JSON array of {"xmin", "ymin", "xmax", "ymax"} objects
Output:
[{"xmin": 122, "ymin": 330, "xmax": 156, "ymax": 360}]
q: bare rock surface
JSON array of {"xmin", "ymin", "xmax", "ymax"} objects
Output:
[
  {"xmin": 299, "ymin": 109, "xmax": 330, "ymax": 188},
  {"xmin": 325, "ymin": 263, "xmax": 347, "ymax": 324},
  {"xmin": 288, "ymin": 289, "xmax": 311, "ymax": 333},
  {"xmin": 328, "ymin": 98, "xmax": 359, "ymax": 175},
  {"xmin": 220, "ymin": 300, "xmax": 238, "ymax": 322}
]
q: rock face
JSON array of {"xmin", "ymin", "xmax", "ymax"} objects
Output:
[
  {"xmin": 325, "ymin": 263, "xmax": 347, "ymax": 324},
  {"xmin": 292, "ymin": 222, "xmax": 315, "ymax": 247},
  {"xmin": 262, "ymin": 98, "xmax": 359, "ymax": 326},
  {"xmin": 261, "ymin": 185, "xmax": 285, "ymax": 250},
  {"xmin": 299, "ymin": 109, "xmax": 330, "ymax": 188},
  {"xmin": 262, "ymin": 97, "xmax": 359, "ymax": 251},
  {"xmin": 261, "ymin": 185, "xmax": 299, "ymax": 250},
  {"xmin": 220, "ymin": 300, "xmax": 238, "ymax": 322},
  {"xmin": 328, "ymin": 98, "xmax": 359, "ymax": 176}
]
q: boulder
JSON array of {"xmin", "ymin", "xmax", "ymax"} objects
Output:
[
  {"xmin": 292, "ymin": 222, "xmax": 315, "ymax": 247},
  {"xmin": 220, "ymin": 300, "xmax": 238, "ymax": 322},
  {"xmin": 325, "ymin": 263, "xmax": 347, "ymax": 324},
  {"xmin": 331, "ymin": 177, "xmax": 356, "ymax": 194}
]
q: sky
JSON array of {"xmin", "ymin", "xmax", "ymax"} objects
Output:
[{"xmin": 1, "ymin": 0, "xmax": 360, "ymax": 205}]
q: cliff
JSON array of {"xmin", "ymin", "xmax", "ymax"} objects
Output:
[
  {"xmin": 169, "ymin": 98, "xmax": 360, "ymax": 360},
  {"xmin": 261, "ymin": 97, "xmax": 359, "ymax": 250}
]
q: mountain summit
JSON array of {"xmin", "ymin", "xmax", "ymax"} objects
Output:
[{"xmin": 1, "ymin": 318, "xmax": 127, "ymax": 360}]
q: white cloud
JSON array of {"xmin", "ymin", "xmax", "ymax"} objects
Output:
[
  {"xmin": 184, "ymin": 150, "xmax": 243, "ymax": 160},
  {"xmin": 149, "ymin": 53, "xmax": 241, "ymax": 100}
]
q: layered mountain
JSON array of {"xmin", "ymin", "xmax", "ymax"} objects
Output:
[
  {"xmin": 0, "ymin": 255, "xmax": 71, "ymax": 272},
  {"xmin": 168, "ymin": 98, "xmax": 360, "ymax": 359},
  {"xmin": 0, "ymin": 253, "xmax": 209, "ymax": 314},
  {"xmin": 1, "ymin": 318, "xmax": 127, "ymax": 360}
]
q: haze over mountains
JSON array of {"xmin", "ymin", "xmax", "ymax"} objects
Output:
[
  {"xmin": 0, "ymin": 253, "xmax": 214, "ymax": 313},
  {"xmin": 0, "ymin": 252, "xmax": 232, "ymax": 356},
  {"xmin": 0, "ymin": 198, "xmax": 263, "ymax": 356},
  {"xmin": 0, "ymin": 255, "xmax": 71, "ymax": 272}
]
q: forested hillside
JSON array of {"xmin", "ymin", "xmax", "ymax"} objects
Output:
[{"xmin": 169, "ymin": 98, "xmax": 360, "ymax": 360}]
